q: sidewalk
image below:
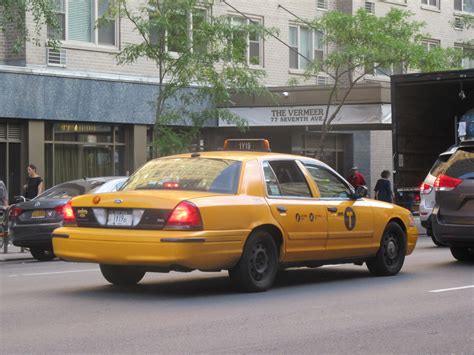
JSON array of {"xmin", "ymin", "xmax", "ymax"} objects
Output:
[{"xmin": 0, "ymin": 244, "xmax": 33, "ymax": 262}]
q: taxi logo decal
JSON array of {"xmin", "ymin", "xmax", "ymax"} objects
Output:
[{"xmin": 344, "ymin": 207, "xmax": 356, "ymax": 230}]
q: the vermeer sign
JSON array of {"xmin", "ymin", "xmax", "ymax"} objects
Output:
[{"xmin": 219, "ymin": 104, "xmax": 391, "ymax": 127}]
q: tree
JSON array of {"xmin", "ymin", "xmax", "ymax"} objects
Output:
[
  {"xmin": 0, "ymin": 0, "xmax": 59, "ymax": 51},
  {"xmin": 296, "ymin": 8, "xmax": 463, "ymax": 157},
  {"xmin": 1, "ymin": 0, "xmax": 273, "ymax": 156},
  {"xmin": 109, "ymin": 0, "xmax": 272, "ymax": 155}
]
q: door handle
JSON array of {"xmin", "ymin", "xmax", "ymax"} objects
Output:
[
  {"xmin": 276, "ymin": 206, "xmax": 287, "ymax": 213},
  {"xmin": 327, "ymin": 207, "xmax": 338, "ymax": 213}
]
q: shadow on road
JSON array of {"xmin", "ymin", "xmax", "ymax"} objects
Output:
[{"xmin": 56, "ymin": 265, "xmax": 417, "ymax": 301}]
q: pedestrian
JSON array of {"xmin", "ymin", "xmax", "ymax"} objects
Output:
[
  {"xmin": 0, "ymin": 179, "xmax": 7, "ymax": 207},
  {"xmin": 347, "ymin": 166, "xmax": 366, "ymax": 187},
  {"xmin": 23, "ymin": 164, "xmax": 44, "ymax": 200},
  {"xmin": 374, "ymin": 170, "xmax": 394, "ymax": 203}
]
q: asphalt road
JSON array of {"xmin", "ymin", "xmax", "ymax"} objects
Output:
[{"xmin": 1, "ymin": 236, "xmax": 473, "ymax": 354}]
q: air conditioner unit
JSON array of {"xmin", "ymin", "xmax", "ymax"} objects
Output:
[
  {"xmin": 317, "ymin": 0, "xmax": 328, "ymax": 10},
  {"xmin": 365, "ymin": 1, "xmax": 375, "ymax": 14},
  {"xmin": 47, "ymin": 47, "xmax": 67, "ymax": 67},
  {"xmin": 454, "ymin": 17, "xmax": 464, "ymax": 30}
]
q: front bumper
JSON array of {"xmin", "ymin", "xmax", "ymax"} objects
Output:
[
  {"xmin": 52, "ymin": 227, "xmax": 248, "ymax": 271},
  {"xmin": 432, "ymin": 212, "xmax": 474, "ymax": 247},
  {"xmin": 11, "ymin": 222, "xmax": 61, "ymax": 248},
  {"xmin": 407, "ymin": 226, "xmax": 418, "ymax": 255}
]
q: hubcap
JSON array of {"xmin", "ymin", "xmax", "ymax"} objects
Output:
[
  {"xmin": 384, "ymin": 233, "xmax": 399, "ymax": 265},
  {"xmin": 250, "ymin": 243, "xmax": 269, "ymax": 282}
]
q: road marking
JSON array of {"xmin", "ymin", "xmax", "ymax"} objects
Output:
[
  {"xmin": 8, "ymin": 269, "xmax": 99, "ymax": 277},
  {"xmin": 429, "ymin": 285, "xmax": 474, "ymax": 293}
]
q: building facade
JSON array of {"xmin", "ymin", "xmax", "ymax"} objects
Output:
[{"xmin": 1, "ymin": 0, "xmax": 473, "ymax": 200}]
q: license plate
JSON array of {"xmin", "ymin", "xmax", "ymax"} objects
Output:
[
  {"xmin": 31, "ymin": 210, "xmax": 45, "ymax": 219},
  {"xmin": 107, "ymin": 210, "xmax": 133, "ymax": 227}
]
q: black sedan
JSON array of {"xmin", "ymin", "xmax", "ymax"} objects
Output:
[{"xmin": 9, "ymin": 177, "xmax": 126, "ymax": 261}]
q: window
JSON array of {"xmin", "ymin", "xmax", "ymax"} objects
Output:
[
  {"xmin": 421, "ymin": 0, "xmax": 440, "ymax": 8},
  {"xmin": 304, "ymin": 165, "xmax": 352, "ymax": 199},
  {"xmin": 48, "ymin": 0, "xmax": 66, "ymax": 40},
  {"xmin": 289, "ymin": 25, "xmax": 324, "ymax": 70},
  {"xmin": 47, "ymin": 0, "xmax": 117, "ymax": 46},
  {"xmin": 229, "ymin": 17, "xmax": 263, "ymax": 66},
  {"xmin": 422, "ymin": 39, "xmax": 440, "ymax": 51},
  {"xmin": 455, "ymin": 0, "xmax": 474, "ymax": 13},
  {"xmin": 121, "ymin": 158, "xmax": 242, "ymax": 194},
  {"xmin": 44, "ymin": 123, "xmax": 125, "ymax": 186},
  {"xmin": 150, "ymin": 7, "xmax": 207, "ymax": 54},
  {"xmin": 462, "ymin": 47, "xmax": 474, "ymax": 69},
  {"xmin": 263, "ymin": 161, "xmax": 312, "ymax": 197},
  {"xmin": 317, "ymin": 0, "xmax": 328, "ymax": 10}
]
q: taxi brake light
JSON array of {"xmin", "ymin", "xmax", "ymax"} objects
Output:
[{"xmin": 165, "ymin": 201, "xmax": 203, "ymax": 230}]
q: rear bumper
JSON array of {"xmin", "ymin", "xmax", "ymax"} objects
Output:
[
  {"xmin": 432, "ymin": 212, "xmax": 474, "ymax": 247},
  {"xmin": 420, "ymin": 214, "xmax": 432, "ymax": 229},
  {"xmin": 52, "ymin": 227, "xmax": 248, "ymax": 271},
  {"xmin": 10, "ymin": 222, "xmax": 61, "ymax": 248}
]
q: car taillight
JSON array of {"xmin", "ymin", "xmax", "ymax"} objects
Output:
[
  {"xmin": 165, "ymin": 201, "xmax": 203, "ymax": 230},
  {"xmin": 10, "ymin": 206, "xmax": 23, "ymax": 219},
  {"xmin": 434, "ymin": 174, "xmax": 463, "ymax": 192},
  {"xmin": 55, "ymin": 201, "xmax": 76, "ymax": 224},
  {"xmin": 419, "ymin": 182, "xmax": 433, "ymax": 194}
]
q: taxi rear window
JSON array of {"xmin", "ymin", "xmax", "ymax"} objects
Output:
[{"xmin": 121, "ymin": 158, "xmax": 242, "ymax": 194}]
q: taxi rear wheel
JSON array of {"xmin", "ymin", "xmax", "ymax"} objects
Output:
[
  {"xmin": 100, "ymin": 265, "xmax": 146, "ymax": 286},
  {"xmin": 229, "ymin": 231, "xmax": 278, "ymax": 292},
  {"xmin": 366, "ymin": 222, "xmax": 406, "ymax": 276}
]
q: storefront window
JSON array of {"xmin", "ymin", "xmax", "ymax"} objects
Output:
[
  {"xmin": 0, "ymin": 122, "xmax": 24, "ymax": 201},
  {"xmin": 45, "ymin": 123, "xmax": 126, "ymax": 186}
]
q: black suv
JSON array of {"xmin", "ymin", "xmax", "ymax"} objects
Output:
[{"xmin": 432, "ymin": 141, "xmax": 474, "ymax": 262}]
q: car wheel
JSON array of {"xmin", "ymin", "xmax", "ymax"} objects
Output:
[
  {"xmin": 99, "ymin": 265, "xmax": 145, "ymax": 286},
  {"xmin": 229, "ymin": 230, "xmax": 279, "ymax": 292},
  {"xmin": 366, "ymin": 222, "xmax": 406, "ymax": 276},
  {"xmin": 30, "ymin": 247, "xmax": 56, "ymax": 261},
  {"xmin": 450, "ymin": 247, "xmax": 474, "ymax": 262},
  {"xmin": 431, "ymin": 234, "xmax": 447, "ymax": 247}
]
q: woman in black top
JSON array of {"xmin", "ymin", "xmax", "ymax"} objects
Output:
[
  {"xmin": 24, "ymin": 164, "xmax": 44, "ymax": 199},
  {"xmin": 374, "ymin": 170, "xmax": 393, "ymax": 203}
]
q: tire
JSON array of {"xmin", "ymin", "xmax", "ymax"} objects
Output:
[
  {"xmin": 229, "ymin": 230, "xmax": 279, "ymax": 292},
  {"xmin": 367, "ymin": 222, "xmax": 406, "ymax": 276},
  {"xmin": 30, "ymin": 247, "xmax": 56, "ymax": 261},
  {"xmin": 99, "ymin": 264, "xmax": 145, "ymax": 286},
  {"xmin": 431, "ymin": 234, "xmax": 447, "ymax": 247},
  {"xmin": 450, "ymin": 247, "xmax": 474, "ymax": 262}
]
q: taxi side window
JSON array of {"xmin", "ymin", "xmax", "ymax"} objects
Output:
[
  {"xmin": 264, "ymin": 160, "xmax": 312, "ymax": 197},
  {"xmin": 305, "ymin": 165, "xmax": 352, "ymax": 199}
]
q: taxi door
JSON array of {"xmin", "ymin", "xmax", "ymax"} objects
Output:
[
  {"xmin": 262, "ymin": 160, "xmax": 328, "ymax": 262},
  {"xmin": 303, "ymin": 163, "xmax": 375, "ymax": 259}
]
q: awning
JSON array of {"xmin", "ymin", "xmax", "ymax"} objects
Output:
[{"xmin": 219, "ymin": 104, "xmax": 392, "ymax": 127}]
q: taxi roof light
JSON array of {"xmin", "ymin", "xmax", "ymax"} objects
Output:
[{"xmin": 223, "ymin": 139, "xmax": 271, "ymax": 152}]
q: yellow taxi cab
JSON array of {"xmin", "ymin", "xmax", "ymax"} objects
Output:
[{"xmin": 52, "ymin": 139, "xmax": 418, "ymax": 292}]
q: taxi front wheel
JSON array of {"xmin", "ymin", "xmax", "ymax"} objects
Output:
[
  {"xmin": 366, "ymin": 222, "xmax": 406, "ymax": 276},
  {"xmin": 100, "ymin": 265, "xmax": 146, "ymax": 286},
  {"xmin": 229, "ymin": 230, "xmax": 279, "ymax": 292}
]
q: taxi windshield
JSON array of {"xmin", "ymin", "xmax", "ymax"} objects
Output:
[{"xmin": 120, "ymin": 157, "xmax": 242, "ymax": 194}]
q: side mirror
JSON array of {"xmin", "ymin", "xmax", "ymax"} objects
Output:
[{"xmin": 353, "ymin": 185, "xmax": 368, "ymax": 199}]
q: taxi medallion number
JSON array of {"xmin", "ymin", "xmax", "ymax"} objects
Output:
[{"xmin": 107, "ymin": 210, "xmax": 133, "ymax": 227}]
